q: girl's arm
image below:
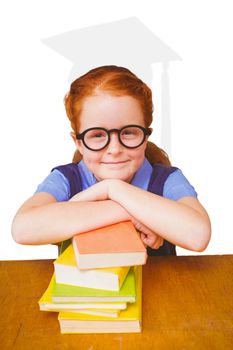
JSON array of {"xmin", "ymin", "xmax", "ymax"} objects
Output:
[
  {"xmin": 71, "ymin": 179, "xmax": 211, "ymax": 252},
  {"xmin": 11, "ymin": 192, "xmax": 130, "ymax": 245},
  {"xmin": 110, "ymin": 180, "xmax": 211, "ymax": 252}
]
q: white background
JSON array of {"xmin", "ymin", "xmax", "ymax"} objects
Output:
[{"xmin": 1, "ymin": 0, "xmax": 232, "ymax": 260}]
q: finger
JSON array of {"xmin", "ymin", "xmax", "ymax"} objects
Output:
[
  {"xmin": 143, "ymin": 237, "xmax": 157, "ymax": 249},
  {"xmin": 152, "ymin": 238, "xmax": 164, "ymax": 249},
  {"xmin": 140, "ymin": 233, "xmax": 148, "ymax": 247},
  {"xmin": 140, "ymin": 232, "xmax": 146, "ymax": 240}
]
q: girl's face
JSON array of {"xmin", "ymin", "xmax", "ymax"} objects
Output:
[{"xmin": 73, "ymin": 93, "xmax": 148, "ymax": 183}]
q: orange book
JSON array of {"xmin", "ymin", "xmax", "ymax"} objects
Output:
[{"xmin": 72, "ymin": 221, "xmax": 147, "ymax": 269}]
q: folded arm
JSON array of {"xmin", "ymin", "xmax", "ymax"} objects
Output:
[
  {"xmin": 71, "ymin": 179, "xmax": 211, "ymax": 252},
  {"xmin": 11, "ymin": 192, "xmax": 130, "ymax": 245},
  {"xmin": 12, "ymin": 177, "xmax": 211, "ymax": 251}
]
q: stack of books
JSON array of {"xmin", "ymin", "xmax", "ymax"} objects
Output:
[{"xmin": 39, "ymin": 221, "xmax": 147, "ymax": 334}]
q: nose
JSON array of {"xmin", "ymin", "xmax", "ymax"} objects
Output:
[{"xmin": 106, "ymin": 132, "xmax": 123, "ymax": 154}]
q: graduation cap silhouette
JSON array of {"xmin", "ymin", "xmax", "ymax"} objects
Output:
[{"xmin": 42, "ymin": 17, "xmax": 181, "ymax": 154}]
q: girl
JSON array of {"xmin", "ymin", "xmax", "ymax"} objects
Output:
[{"xmin": 12, "ymin": 65, "xmax": 211, "ymax": 255}]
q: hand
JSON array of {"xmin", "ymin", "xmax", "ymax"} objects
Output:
[
  {"xmin": 131, "ymin": 218, "xmax": 164, "ymax": 249},
  {"xmin": 70, "ymin": 179, "xmax": 124, "ymax": 203},
  {"xmin": 69, "ymin": 180, "xmax": 110, "ymax": 202}
]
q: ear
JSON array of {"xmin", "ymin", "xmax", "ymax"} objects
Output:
[
  {"xmin": 70, "ymin": 132, "xmax": 83, "ymax": 155},
  {"xmin": 146, "ymin": 127, "xmax": 153, "ymax": 141},
  {"xmin": 70, "ymin": 131, "xmax": 77, "ymax": 144}
]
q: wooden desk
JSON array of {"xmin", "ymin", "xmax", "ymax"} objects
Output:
[{"xmin": 1, "ymin": 255, "xmax": 233, "ymax": 349}]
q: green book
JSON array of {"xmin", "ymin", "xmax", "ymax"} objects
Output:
[
  {"xmin": 39, "ymin": 275, "xmax": 126, "ymax": 318},
  {"xmin": 58, "ymin": 239, "xmax": 71, "ymax": 255},
  {"xmin": 52, "ymin": 267, "xmax": 136, "ymax": 303}
]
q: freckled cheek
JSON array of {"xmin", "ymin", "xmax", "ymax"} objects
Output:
[
  {"xmin": 129, "ymin": 147, "xmax": 145, "ymax": 160},
  {"xmin": 82, "ymin": 151, "xmax": 104, "ymax": 166}
]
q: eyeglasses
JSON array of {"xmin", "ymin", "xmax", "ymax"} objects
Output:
[{"xmin": 76, "ymin": 125, "xmax": 152, "ymax": 151}]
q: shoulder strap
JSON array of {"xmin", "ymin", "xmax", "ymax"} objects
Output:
[
  {"xmin": 52, "ymin": 163, "xmax": 82, "ymax": 198},
  {"xmin": 148, "ymin": 163, "xmax": 178, "ymax": 195},
  {"xmin": 147, "ymin": 163, "xmax": 178, "ymax": 256}
]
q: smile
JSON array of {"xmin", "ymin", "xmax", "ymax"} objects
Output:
[{"xmin": 101, "ymin": 161, "xmax": 129, "ymax": 165}]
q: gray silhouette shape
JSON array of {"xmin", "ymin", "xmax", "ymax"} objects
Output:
[{"xmin": 42, "ymin": 17, "xmax": 181, "ymax": 155}]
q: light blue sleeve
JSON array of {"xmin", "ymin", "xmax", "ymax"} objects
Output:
[
  {"xmin": 35, "ymin": 170, "xmax": 70, "ymax": 202},
  {"xmin": 163, "ymin": 169, "xmax": 198, "ymax": 200}
]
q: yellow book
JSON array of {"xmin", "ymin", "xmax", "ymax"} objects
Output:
[
  {"xmin": 54, "ymin": 244, "xmax": 130, "ymax": 291},
  {"xmin": 66, "ymin": 309, "xmax": 120, "ymax": 318},
  {"xmin": 39, "ymin": 275, "xmax": 127, "ymax": 315},
  {"xmin": 58, "ymin": 266, "xmax": 142, "ymax": 334}
]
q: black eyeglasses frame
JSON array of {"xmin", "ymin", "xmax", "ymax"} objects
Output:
[{"xmin": 76, "ymin": 124, "xmax": 152, "ymax": 151}]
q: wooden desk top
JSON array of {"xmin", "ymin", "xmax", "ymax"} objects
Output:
[{"xmin": 1, "ymin": 255, "xmax": 233, "ymax": 349}]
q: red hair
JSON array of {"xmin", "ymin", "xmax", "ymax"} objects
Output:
[{"xmin": 64, "ymin": 65, "xmax": 170, "ymax": 165}]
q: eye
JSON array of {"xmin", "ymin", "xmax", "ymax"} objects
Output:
[
  {"xmin": 121, "ymin": 127, "xmax": 140, "ymax": 137},
  {"xmin": 93, "ymin": 132, "xmax": 105, "ymax": 138},
  {"xmin": 122, "ymin": 130, "xmax": 133, "ymax": 135},
  {"xmin": 86, "ymin": 129, "xmax": 107, "ymax": 139}
]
